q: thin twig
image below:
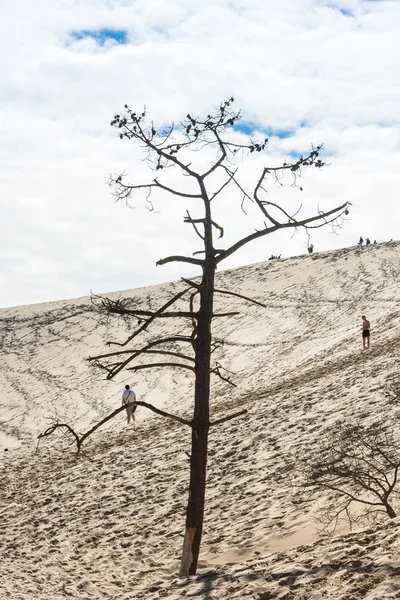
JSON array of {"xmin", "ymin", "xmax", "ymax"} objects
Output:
[{"xmin": 210, "ymin": 409, "xmax": 247, "ymax": 426}]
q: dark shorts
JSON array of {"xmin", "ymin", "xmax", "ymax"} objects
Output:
[{"xmin": 362, "ymin": 329, "xmax": 370, "ymax": 338}]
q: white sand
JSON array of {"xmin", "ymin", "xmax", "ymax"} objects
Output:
[{"xmin": 1, "ymin": 241, "xmax": 400, "ymax": 598}]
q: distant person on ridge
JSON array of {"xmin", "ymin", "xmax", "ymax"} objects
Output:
[
  {"xmin": 361, "ymin": 316, "xmax": 371, "ymax": 349},
  {"xmin": 308, "ymin": 244, "xmax": 314, "ymax": 254},
  {"xmin": 122, "ymin": 384, "xmax": 137, "ymax": 424},
  {"xmin": 366, "ymin": 238, "xmax": 371, "ymax": 246},
  {"xmin": 358, "ymin": 236, "xmax": 364, "ymax": 246}
]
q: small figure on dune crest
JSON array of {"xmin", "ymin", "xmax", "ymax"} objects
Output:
[
  {"xmin": 366, "ymin": 237, "xmax": 371, "ymax": 246},
  {"xmin": 361, "ymin": 315, "xmax": 370, "ymax": 349},
  {"xmin": 122, "ymin": 384, "xmax": 137, "ymax": 424},
  {"xmin": 307, "ymin": 244, "xmax": 314, "ymax": 254},
  {"xmin": 358, "ymin": 236, "xmax": 364, "ymax": 246}
]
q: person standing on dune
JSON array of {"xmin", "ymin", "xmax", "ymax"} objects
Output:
[
  {"xmin": 361, "ymin": 316, "xmax": 370, "ymax": 349},
  {"xmin": 122, "ymin": 384, "xmax": 137, "ymax": 424}
]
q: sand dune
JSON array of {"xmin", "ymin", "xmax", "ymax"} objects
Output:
[{"xmin": 1, "ymin": 242, "xmax": 400, "ymax": 598}]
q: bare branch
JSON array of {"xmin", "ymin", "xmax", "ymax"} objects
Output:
[
  {"xmin": 192, "ymin": 248, "xmax": 224, "ymax": 256},
  {"xmin": 181, "ymin": 277, "xmax": 201, "ymax": 290},
  {"xmin": 210, "ymin": 220, "xmax": 224, "ymax": 239},
  {"xmin": 210, "ymin": 362, "xmax": 237, "ymax": 386},
  {"xmin": 201, "ymin": 129, "xmax": 227, "ymax": 178},
  {"xmin": 214, "ymin": 288, "xmax": 267, "ymax": 308},
  {"xmin": 37, "ymin": 421, "xmax": 81, "ymax": 451},
  {"xmin": 210, "ymin": 168, "xmax": 237, "ymax": 201},
  {"xmin": 184, "ymin": 211, "xmax": 205, "ymax": 241},
  {"xmin": 153, "ymin": 178, "xmax": 202, "ymax": 199},
  {"xmin": 215, "ymin": 202, "xmax": 349, "ymax": 264},
  {"xmin": 221, "ymin": 165, "xmax": 253, "ymax": 207},
  {"xmin": 38, "ymin": 401, "xmax": 192, "ymax": 454},
  {"xmin": 156, "ymin": 255, "xmax": 204, "ymax": 267},
  {"xmin": 134, "ymin": 400, "xmax": 192, "ymax": 426},
  {"xmin": 92, "ymin": 288, "xmax": 192, "ymax": 350},
  {"xmin": 108, "ymin": 176, "xmax": 202, "ymax": 206},
  {"xmin": 89, "ymin": 336, "xmax": 195, "ymax": 362},
  {"xmin": 102, "ymin": 309, "xmax": 197, "ymax": 319},
  {"xmin": 111, "ymin": 348, "xmax": 196, "ymax": 362},
  {"xmin": 210, "ymin": 409, "xmax": 247, "ymax": 426},
  {"xmin": 127, "ymin": 362, "xmax": 196, "ymax": 374}
]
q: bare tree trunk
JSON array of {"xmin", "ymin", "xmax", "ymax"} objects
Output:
[
  {"xmin": 384, "ymin": 502, "xmax": 396, "ymax": 519},
  {"xmin": 180, "ymin": 258, "xmax": 215, "ymax": 577}
]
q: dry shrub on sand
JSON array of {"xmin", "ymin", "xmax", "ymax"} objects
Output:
[{"xmin": 293, "ymin": 419, "xmax": 400, "ymax": 532}]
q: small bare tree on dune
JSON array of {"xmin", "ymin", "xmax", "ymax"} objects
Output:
[
  {"xmin": 40, "ymin": 98, "xmax": 349, "ymax": 576},
  {"xmin": 384, "ymin": 373, "xmax": 400, "ymax": 408},
  {"xmin": 294, "ymin": 420, "xmax": 400, "ymax": 532}
]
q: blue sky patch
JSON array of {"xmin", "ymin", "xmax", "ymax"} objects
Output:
[
  {"xmin": 233, "ymin": 121, "xmax": 254, "ymax": 136},
  {"xmin": 234, "ymin": 121, "xmax": 298, "ymax": 139},
  {"xmin": 70, "ymin": 29, "xmax": 128, "ymax": 46},
  {"xmin": 325, "ymin": 3, "xmax": 354, "ymax": 17}
]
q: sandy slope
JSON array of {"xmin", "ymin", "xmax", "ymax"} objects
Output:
[{"xmin": 1, "ymin": 242, "xmax": 400, "ymax": 599}]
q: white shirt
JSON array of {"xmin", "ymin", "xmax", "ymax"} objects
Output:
[{"xmin": 122, "ymin": 389, "xmax": 136, "ymax": 404}]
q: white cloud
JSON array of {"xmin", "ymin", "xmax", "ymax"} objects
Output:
[{"xmin": 1, "ymin": 0, "xmax": 400, "ymax": 306}]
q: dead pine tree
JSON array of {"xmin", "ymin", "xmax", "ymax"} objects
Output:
[{"xmin": 88, "ymin": 98, "xmax": 349, "ymax": 576}]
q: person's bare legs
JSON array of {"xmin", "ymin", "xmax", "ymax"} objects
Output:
[
  {"xmin": 127, "ymin": 407, "xmax": 135, "ymax": 424},
  {"xmin": 362, "ymin": 333, "xmax": 370, "ymax": 349}
]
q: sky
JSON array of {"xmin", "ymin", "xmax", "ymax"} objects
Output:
[{"xmin": 1, "ymin": 0, "xmax": 400, "ymax": 307}]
